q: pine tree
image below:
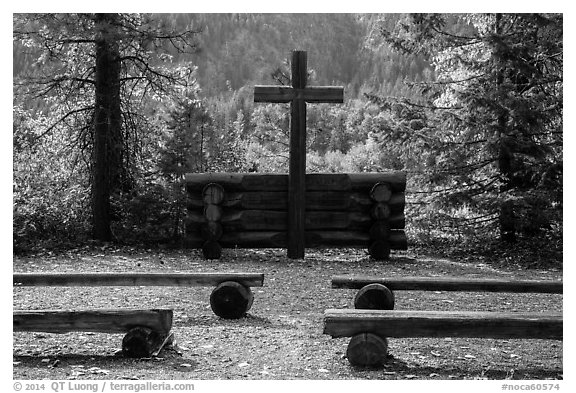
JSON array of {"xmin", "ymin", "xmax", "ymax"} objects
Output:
[
  {"xmin": 370, "ymin": 13, "xmax": 562, "ymax": 242},
  {"xmin": 14, "ymin": 13, "xmax": 200, "ymax": 241}
]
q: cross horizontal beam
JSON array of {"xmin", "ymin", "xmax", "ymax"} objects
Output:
[
  {"xmin": 253, "ymin": 50, "xmax": 344, "ymax": 259},
  {"xmin": 254, "ymin": 86, "xmax": 344, "ymax": 103}
]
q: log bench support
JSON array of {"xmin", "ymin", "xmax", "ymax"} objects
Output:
[
  {"xmin": 323, "ymin": 309, "xmax": 563, "ymax": 367},
  {"xmin": 331, "ymin": 276, "xmax": 563, "ymax": 310},
  {"xmin": 210, "ymin": 281, "xmax": 255, "ymax": 319},
  {"xmin": 14, "ymin": 272, "xmax": 265, "ymax": 319},
  {"xmin": 13, "ymin": 309, "xmax": 174, "ymax": 358}
]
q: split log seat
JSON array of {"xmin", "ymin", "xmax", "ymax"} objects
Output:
[
  {"xmin": 323, "ymin": 309, "xmax": 563, "ymax": 367},
  {"xmin": 331, "ymin": 276, "xmax": 563, "ymax": 310},
  {"xmin": 13, "ymin": 309, "xmax": 174, "ymax": 358},
  {"xmin": 13, "ymin": 272, "xmax": 265, "ymax": 319}
]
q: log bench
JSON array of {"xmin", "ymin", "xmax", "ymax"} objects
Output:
[
  {"xmin": 323, "ymin": 309, "xmax": 563, "ymax": 367},
  {"xmin": 14, "ymin": 272, "xmax": 265, "ymax": 319},
  {"xmin": 331, "ymin": 276, "xmax": 563, "ymax": 310},
  {"xmin": 13, "ymin": 272, "xmax": 264, "ymax": 356},
  {"xmin": 13, "ymin": 309, "xmax": 174, "ymax": 358}
]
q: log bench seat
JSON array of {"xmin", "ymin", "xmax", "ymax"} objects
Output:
[
  {"xmin": 323, "ymin": 309, "xmax": 563, "ymax": 367},
  {"xmin": 13, "ymin": 309, "xmax": 174, "ymax": 358},
  {"xmin": 13, "ymin": 272, "xmax": 265, "ymax": 356},
  {"xmin": 331, "ymin": 276, "xmax": 563, "ymax": 310},
  {"xmin": 14, "ymin": 272, "xmax": 265, "ymax": 319}
]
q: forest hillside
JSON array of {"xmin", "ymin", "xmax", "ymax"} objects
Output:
[{"xmin": 13, "ymin": 13, "xmax": 563, "ymax": 263}]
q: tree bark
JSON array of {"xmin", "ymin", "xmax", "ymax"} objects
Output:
[
  {"xmin": 92, "ymin": 13, "xmax": 122, "ymax": 241},
  {"xmin": 494, "ymin": 13, "xmax": 517, "ymax": 243}
]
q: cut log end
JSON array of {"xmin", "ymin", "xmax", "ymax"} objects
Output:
[
  {"xmin": 370, "ymin": 203, "xmax": 391, "ymax": 220},
  {"xmin": 201, "ymin": 221, "xmax": 224, "ymax": 241},
  {"xmin": 204, "ymin": 204, "xmax": 223, "ymax": 221},
  {"xmin": 370, "ymin": 183, "xmax": 392, "ymax": 203},
  {"xmin": 202, "ymin": 240, "xmax": 222, "ymax": 260},
  {"xmin": 368, "ymin": 240, "xmax": 391, "ymax": 260},
  {"xmin": 369, "ymin": 222, "xmax": 390, "ymax": 240},
  {"xmin": 122, "ymin": 327, "xmax": 165, "ymax": 358},
  {"xmin": 354, "ymin": 283, "xmax": 395, "ymax": 310},
  {"xmin": 202, "ymin": 183, "xmax": 225, "ymax": 205},
  {"xmin": 210, "ymin": 281, "xmax": 254, "ymax": 319},
  {"xmin": 346, "ymin": 333, "xmax": 389, "ymax": 367}
]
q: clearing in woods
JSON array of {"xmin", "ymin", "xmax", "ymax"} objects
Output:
[{"xmin": 12, "ymin": 247, "xmax": 562, "ymax": 380}]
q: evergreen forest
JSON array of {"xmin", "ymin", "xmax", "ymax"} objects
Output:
[{"xmin": 12, "ymin": 13, "xmax": 563, "ymax": 262}]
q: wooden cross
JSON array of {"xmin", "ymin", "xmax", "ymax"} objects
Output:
[{"xmin": 254, "ymin": 50, "xmax": 344, "ymax": 259}]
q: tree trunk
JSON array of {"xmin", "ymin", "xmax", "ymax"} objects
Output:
[
  {"xmin": 494, "ymin": 13, "xmax": 516, "ymax": 243},
  {"xmin": 92, "ymin": 13, "xmax": 122, "ymax": 241}
]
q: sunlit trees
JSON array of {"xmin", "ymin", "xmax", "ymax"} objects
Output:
[
  {"xmin": 14, "ymin": 13, "xmax": 563, "ymax": 252},
  {"xmin": 369, "ymin": 13, "xmax": 562, "ymax": 242},
  {"xmin": 13, "ymin": 13, "xmax": 199, "ymax": 241}
]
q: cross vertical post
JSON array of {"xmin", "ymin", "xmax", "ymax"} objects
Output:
[
  {"xmin": 289, "ymin": 50, "xmax": 307, "ymax": 258},
  {"xmin": 254, "ymin": 50, "xmax": 344, "ymax": 259}
]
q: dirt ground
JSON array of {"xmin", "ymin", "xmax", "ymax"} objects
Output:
[{"xmin": 12, "ymin": 247, "xmax": 563, "ymax": 381}]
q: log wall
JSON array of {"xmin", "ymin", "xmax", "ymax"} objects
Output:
[{"xmin": 185, "ymin": 172, "xmax": 407, "ymax": 260}]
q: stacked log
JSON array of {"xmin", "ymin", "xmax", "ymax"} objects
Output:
[
  {"xmin": 368, "ymin": 183, "xmax": 393, "ymax": 259},
  {"xmin": 201, "ymin": 183, "xmax": 224, "ymax": 259},
  {"xmin": 185, "ymin": 173, "xmax": 407, "ymax": 259}
]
